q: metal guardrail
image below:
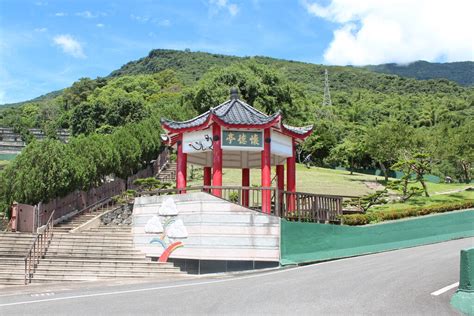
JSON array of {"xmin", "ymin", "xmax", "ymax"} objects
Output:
[
  {"xmin": 136, "ymin": 185, "xmax": 352, "ymax": 224},
  {"xmin": 24, "ymin": 210, "xmax": 55, "ymax": 285}
]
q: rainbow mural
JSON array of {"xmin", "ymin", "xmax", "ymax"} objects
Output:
[{"xmin": 144, "ymin": 197, "xmax": 188, "ymax": 262}]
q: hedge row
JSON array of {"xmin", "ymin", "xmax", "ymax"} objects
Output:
[
  {"xmin": 341, "ymin": 200, "xmax": 474, "ymax": 226},
  {"xmin": 0, "ymin": 115, "xmax": 164, "ymax": 214}
]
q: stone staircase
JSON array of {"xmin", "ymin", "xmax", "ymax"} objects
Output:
[
  {"xmin": 0, "ymin": 232, "xmax": 36, "ymax": 285},
  {"xmin": 53, "ymin": 205, "xmax": 115, "ymax": 233},
  {"xmin": 30, "ymin": 226, "xmax": 182, "ymax": 283},
  {"xmin": 0, "ymin": 207, "xmax": 184, "ymax": 286},
  {"xmin": 157, "ymin": 162, "xmax": 176, "ymax": 182}
]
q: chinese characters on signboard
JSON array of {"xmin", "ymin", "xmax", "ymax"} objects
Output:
[{"xmin": 222, "ymin": 130, "xmax": 263, "ymax": 149}]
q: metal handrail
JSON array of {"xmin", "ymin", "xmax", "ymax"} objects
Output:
[
  {"xmin": 54, "ymin": 196, "xmax": 114, "ymax": 226},
  {"xmin": 24, "ymin": 210, "xmax": 55, "ymax": 285},
  {"xmin": 76, "ymin": 196, "xmax": 113, "ymax": 217}
]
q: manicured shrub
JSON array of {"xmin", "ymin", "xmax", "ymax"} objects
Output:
[{"xmin": 341, "ymin": 200, "xmax": 474, "ymax": 225}]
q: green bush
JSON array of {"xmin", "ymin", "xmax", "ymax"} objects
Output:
[
  {"xmin": 228, "ymin": 191, "xmax": 239, "ymax": 203},
  {"xmin": 341, "ymin": 200, "xmax": 474, "ymax": 225}
]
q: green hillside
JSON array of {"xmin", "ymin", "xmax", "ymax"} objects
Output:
[
  {"xmin": 364, "ymin": 61, "xmax": 474, "ymax": 86},
  {"xmin": 0, "ymin": 49, "xmax": 472, "ymax": 213},
  {"xmin": 110, "ymin": 49, "xmax": 466, "ymax": 94}
]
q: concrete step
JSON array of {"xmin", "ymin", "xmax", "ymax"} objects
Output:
[
  {"xmin": 34, "ymin": 265, "xmax": 179, "ymax": 272},
  {"xmin": 50, "ymin": 236, "xmax": 133, "ymax": 242},
  {"xmin": 36, "ymin": 262, "xmax": 175, "ymax": 269},
  {"xmin": 0, "ymin": 265, "xmax": 25, "ymax": 271},
  {"xmin": 44, "ymin": 254, "xmax": 145, "ymax": 260},
  {"xmin": 0, "ymin": 278, "xmax": 25, "ymax": 285},
  {"xmin": 32, "ymin": 271, "xmax": 181, "ymax": 279},
  {"xmin": 47, "ymin": 244, "xmax": 136, "ymax": 250},
  {"xmin": 50, "ymin": 238, "xmax": 134, "ymax": 244},
  {"xmin": 0, "ymin": 245, "xmax": 36, "ymax": 250},
  {"xmin": 44, "ymin": 249, "xmax": 144, "ymax": 256},
  {"xmin": 29, "ymin": 274, "xmax": 176, "ymax": 283},
  {"xmin": 37, "ymin": 258, "xmax": 168, "ymax": 265},
  {"xmin": 0, "ymin": 252, "xmax": 32, "ymax": 257},
  {"xmin": 0, "ymin": 257, "xmax": 26, "ymax": 264},
  {"xmin": 0, "ymin": 239, "xmax": 37, "ymax": 244}
]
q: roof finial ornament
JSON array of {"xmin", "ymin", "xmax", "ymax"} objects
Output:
[{"xmin": 230, "ymin": 87, "xmax": 239, "ymax": 100}]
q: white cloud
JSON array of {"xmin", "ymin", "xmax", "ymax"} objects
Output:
[
  {"xmin": 130, "ymin": 14, "xmax": 150, "ymax": 23},
  {"xmin": 54, "ymin": 12, "xmax": 67, "ymax": 17},
  {"xmin": 228, "ymin": 4, "xmax": 239, "ymax": 16},
  {"xmin": 158, "ymin": 19, "xmax": 171, "ymax": 27},
  {"xmin": 302, "ymin": 0, "xmax": 474, "ymax": 65},
  {"xmin": 76, "ymin": 11, "xmax": 97, "ymax": 18},
  {"xmin": 53, "ymin": 34, "xmax": 86, "ymax": 58},
  {"xmin": 96, "ymin": 23, "xmax": 104, "ymax": 28},
  {"xmin": 209, "ymin": 0, "xmax": 240, "ymax": 16},
  {"xmin": 34, "ymin": 27, "xmax": 47, "ymax": 32}
]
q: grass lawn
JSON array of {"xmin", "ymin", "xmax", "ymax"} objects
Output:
[
  {"xmin": 371, "ymin": 190, "xmax": 474, "ymax": 213},
  {"xmin": 187, "ymin": 164, "xmax": 391, "ymax": 196},
  {"xmin": 0, "ymin": 160, "xmax": 9, "ymax": 170},
  {"xmin": 186, "ymin": 163, "xmax": 473, "ymax": 214}
]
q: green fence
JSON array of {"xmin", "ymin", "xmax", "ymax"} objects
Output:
[
  {"xmin": 280, "ymin": 209, "xmax": 474, "ymax": 265},
  {"xmin": 334, "ymin": 166, "xmax": 441, "ymax": 183},
  {"xmin": 0, "ymin": 153, "xmax": 17, "ymax": 161}
]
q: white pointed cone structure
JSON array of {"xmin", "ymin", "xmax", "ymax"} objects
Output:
[
  {"xmin": 158, "ymin": 197, "xmax": 178, "ymax": 216},
  {"xmin": 166, "ymin": 219, "xmax": 188, "ymax": 238},
  {"xmin": 144, "ymin": 215, "xmax": 164, "ymax": 233}
]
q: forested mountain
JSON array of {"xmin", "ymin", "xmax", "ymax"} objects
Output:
[
  {"xmin": 0, "ymin": 49, "xmax": 472, "ymax": 212},
  {"xmin": 364, "ymin": 61, "xmax": 474, "ymax": 86}
]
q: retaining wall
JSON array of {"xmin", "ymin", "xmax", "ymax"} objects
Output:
[{"xmin": 280, "ymin": 209, "xmax": 474, "ymax": 265}]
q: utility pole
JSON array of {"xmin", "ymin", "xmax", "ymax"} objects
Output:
[{"xmin": 322, "ymin": 68, "xmax": 332, "ymax": 107}]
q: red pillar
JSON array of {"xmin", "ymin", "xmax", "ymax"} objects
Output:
[
  {"xmin": 203, "ymin": 167, "xmax": 212, "ymax": 191},
  {"xmin": 212, "ymin": 124, "xmax": 222, "ymax": 197},
  {"xmin": 286, "ymin": 140, "xmax": 296, "ymax": 212},
  {"xmin": 261, "ymin": 128, "xmax": 271, "ymax": 214},
  {"xmin": 276, "ymin": 164, "xmax": 284, "ymax": 215},
  {"xmin": 242, "ymin": 168, "xmax": 250, "ymax": 207},
  {"xmin": 176, "ymin": 134, "xmax": 187, "ymax": 193}
]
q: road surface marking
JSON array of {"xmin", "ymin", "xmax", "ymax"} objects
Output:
[
  {"xmin": 431, "ymin": 282, "xmax": 459, "ymax": 296},
  {"xmin": 0, "ymin": 265, "xmax": 307, "ymax": 307}
]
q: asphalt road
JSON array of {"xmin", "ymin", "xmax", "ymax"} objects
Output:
[{"xmin": 0, "ymin": 237, "xmax": 472, "ymax": 315}]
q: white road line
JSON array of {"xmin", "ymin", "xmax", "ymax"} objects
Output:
[
  {"xmin": 431, "ymin": 282, "xmax": 459, "ymax": 296},
  {"xmin": 0, "ymin": 264, "xmax": 312, "ymax": 307}
]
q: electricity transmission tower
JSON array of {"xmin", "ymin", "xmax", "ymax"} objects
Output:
[{"xmin": 322, "ymin": 69, "xmax": 332, "ymax": 107}]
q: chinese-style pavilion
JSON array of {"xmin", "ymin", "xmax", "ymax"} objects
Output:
[{"xmin": 160, "ymin": 88, "xmax": 313, "ymax": 214}]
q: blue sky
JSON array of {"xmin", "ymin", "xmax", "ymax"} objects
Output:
[{"xmin": 0, "ymin": 0, "xmax": 472, "ymax": 104}]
